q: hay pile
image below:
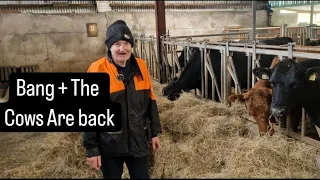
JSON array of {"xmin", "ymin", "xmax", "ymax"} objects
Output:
[
  {"xmin": 1, "ymin": 81, "xmax": 320, "ymax": 178},
  {"xmin": 2, "ymin": 132, "xmax": 103, "ymax": 178},
  {"xmin": 151, "ymin": 82, "xmax": 320, "ymax": 178}
]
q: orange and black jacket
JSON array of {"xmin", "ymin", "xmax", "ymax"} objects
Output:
[{"xmin": 82, "ymin": 53, "xmax": 161, "ymax": 158}]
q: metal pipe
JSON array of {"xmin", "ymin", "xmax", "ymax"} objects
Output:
[
  {"xmin": 168, "ymin": 32, "xmax": 249, "ymax": 39},
  {"xmin": 252, "ymin": 0, "xmax": 256, "ymax": 41},
  {"xmin": 280, "ymin": 24, "xmax": 287, "ymax": 37},
  {"xmin": 162, "ymin": 40, "xmax": 320, "ymax": 59},
  {"xmin": 225, "ymin": 27, "xmax": 280, "ymax": 31},
  {"xmin": 206, "ymin": 53, "xmax": 221, "ymax": 102},
  {"xmin": 227, "ymin": 55, "xmax": 241, "ymax": 94},
  {"xmin": 162, "ymin": 39, "xmax": 320, "ymax": 52},
  {"xmin": 223, "ymin": 44, "xmax": 228, "ymax": 104},
  {"xmin": 204, "ymin": 42, "xmax": 208, "ymax": 99},
  {"xmin": 288, "ymin": 42, "xmax": 293, "ymax": 59},
  {"xmin": 247, "ymin": 52, "xmax": 251, "ymax": 90},
  {"xmin": 201, "ymin": 46, "xmax": 205, "ymax": 98},
  {"xmin": 310, "ymin": 4, "xmax": 314, "ymax": 26},
  {"xmin": 170, "ymin": 44, "xmax": 174, "ymax": 80}
]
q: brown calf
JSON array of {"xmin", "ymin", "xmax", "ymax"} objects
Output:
[
  {"xmin": 228, "ymin": 80, "xmax": 276, "ymax": 136},
  {"xmin": 228, "ymin": 56, "xmax": 302, "ymax": 136}
]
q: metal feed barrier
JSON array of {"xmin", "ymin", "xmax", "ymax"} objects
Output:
[
  {"xmin": 0, "ymin": 65, "xmax": 38, "ymax": 103},
  {"xmin": 0, "ymin": 65, "xmax": 38, "ymax": 84},
  {"xmin": 223, "ymin": 24, "xmax": 320, "ymax": 46},
  {"xmin": 133, "ymin": 32, "xmax": 320, "ymax": 148}
]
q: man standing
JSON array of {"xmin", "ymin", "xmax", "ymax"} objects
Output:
[{"xmin": 83, "ymin": 20, "xmax": 162, "ymax": 179}]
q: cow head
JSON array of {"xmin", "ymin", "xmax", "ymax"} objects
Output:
[
  {"xmin": 162, "ymin": 48, "xmax": 201, "ymax": 101},
  {"xmin": 228, "ymin": 87, "xmax": 275, "ymax": 135},
  {"xmin": 162, "ymin": 79, "xmax": 182, "ymax": 101},
  {"xmin": 252, "ymin": 59, "xmax": 319, "ymax": 118}
]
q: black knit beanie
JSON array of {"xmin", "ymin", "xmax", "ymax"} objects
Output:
[{"xmin": 104, "ymin": 20, "xmax": 134, "ymax": 49}]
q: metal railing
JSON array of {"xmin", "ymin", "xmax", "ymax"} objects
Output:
[
  {"xmin": 223, "ymin": 24, "xmax": 320, "ymax": 46},
  {"xmin": 133, "ymin": 32, "xmax": 320, "ymax": 147},
  {"xmin": 133, "ymin": 34, "xmax": 161, "ymax": 83},
  {"xmin": 0, "ymin": 65, "xmax": 38, "ymax": 84}
]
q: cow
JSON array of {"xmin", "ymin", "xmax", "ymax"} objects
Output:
[
  {"xmin": 259, "ymin": 36, "xmax": 295, "ymax": 46},
  {"xmin": 305, "ymin": 38, "xmax": 320, "ymax": 46},
  {"xmin": 162, "ymin": 37, "xmax": 295, "ymax": 102},
  {"xmin": 228, "ymin": 57, "xmax": 302, "ymax": 136},
  {"xmin": 252, "ymin": 58, "xmax": 320, "ymax": 138},
  {"xmin": 228, "ymin": 80, "xmax": 275, "ymax": 136}
]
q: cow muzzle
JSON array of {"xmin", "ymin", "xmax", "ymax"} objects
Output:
[
  {"xmin": 271, "ymin": 107, "xmax": 286, "ymax": 118},
  {"xmin": 173, "ymin": 93, "xmax": 180, "ymax": 100}
]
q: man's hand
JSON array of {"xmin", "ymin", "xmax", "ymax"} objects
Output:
[
  {"xmin": 152, "ymin": 137, "xmax": 160, "ymax": 152},
  {"xmin": 87, "ymin": 155, "xmax": 101, "ymax": 171}
]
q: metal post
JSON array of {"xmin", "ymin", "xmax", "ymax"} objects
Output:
[
  {"xmin": 288, "ymin": 42, "xmax": 293, "ymax": 59},
  {"xmin": 204, "ymin": 42, "xmax": 208, "ymax": 99},
  {"xmin": 252, "ymin": 40, "xmax": 258, "ymax": 88},
  {"xmin": 252, "ymin": 1, "xmax": 256, "ymax": 42},
  {"xmin": 280, "ymin": 24, "xmax": 287, "ymax": 37},
  {"xmin": 220, "ymin": 49, "xmax": 225, "ymax": 104},
  {"xmin": 251, "ymin": 1, "xmax": 257, "ymax": 89},
  {"xmin": 201, "ymin": 46, "xmax": 205, "ymax": 98},
  {"xmin": 247, "ymin": 52, "xmax": 251, "ymax": 90},
  {"xmin": 310, "ymin": 5, "xmax": 314, "ymax": 26},
  {"xmin": 155, "ymin": 0, "xmax": 166, "ymax": 83}
]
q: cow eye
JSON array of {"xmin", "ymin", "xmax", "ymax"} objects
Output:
[{"xmin": 289, "ymin": 83, "xmax": 298, "ymax": 89}]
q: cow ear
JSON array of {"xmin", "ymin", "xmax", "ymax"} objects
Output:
[
  {"xmin": 306, "ymin": 67, "xmax": 320, "ymax": 82},
  {"xmin": 253, "ymin": 67, "xmax": 272, "ymax": 80},
  {"xmin": 228, "ymin": 94, "xmax": 245, "ymax": 103}
]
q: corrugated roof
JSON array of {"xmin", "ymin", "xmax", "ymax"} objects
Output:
[
  {"xmin": 0, "ymin": 0, "xmax": 97, "ymax": 13},
  {"xmin": 269, "ymin": 1, "xmax": 320, "ymax": 8},
  {"xmin": 107, "ymin": 1, "xmax": 253, "ymax": 11}
]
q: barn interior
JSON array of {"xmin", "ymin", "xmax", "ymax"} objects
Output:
[{"xmin": 1, "ymin": 0, "xmax": 320, "ymax": 178}]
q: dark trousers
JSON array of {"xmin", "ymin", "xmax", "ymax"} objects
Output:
[{"xmin": 100, "ymin": 155, "xmax": 150, "ymax": 179}]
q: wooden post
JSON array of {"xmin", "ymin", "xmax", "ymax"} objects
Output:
[{"xmin": 155, "ymin": 0, "xmax": 166, "ymax": 84}]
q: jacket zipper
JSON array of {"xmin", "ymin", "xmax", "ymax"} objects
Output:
[
  {"xmin": 124, "ymin": 72, "xmax": 135, "ymax": 155},
  {"xmin": 121, "ymin": 66, "xmax": 138, "ymax": 156},
  {"xmin": 124, "ymin": 85, "xmax": 131, "ymax": 155}
]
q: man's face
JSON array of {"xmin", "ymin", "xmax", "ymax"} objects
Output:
[{"xmin": 110, "ymin": 40, "xmax": 132, "ymax": 66}]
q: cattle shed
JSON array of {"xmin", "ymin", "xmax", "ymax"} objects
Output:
[{"xmin": 1, "ymin": 0, "xmax": 320, "ymax": 178}]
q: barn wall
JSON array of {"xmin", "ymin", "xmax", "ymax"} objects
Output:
[
  {"xmin": 106, "ymin": 10, "xmax": 268, "ymax": 39},
  {"xmin": 0, "ymin": 13, "xmax": 107, "ymax": 72},
  {"xmin": 0, "ymin": 10, "xmax": 268, "ymax": 72}
]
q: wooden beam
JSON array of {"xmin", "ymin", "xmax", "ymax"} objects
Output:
[{"xmin": 155, "ymin": 0, "xmax": 166, "ymax": 84}]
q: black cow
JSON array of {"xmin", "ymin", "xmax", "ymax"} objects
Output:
[
  {"xmin": 252, "ymin": 58, "xmax": 320, "ymax": 138},
  {"xmin": 162, "ymin": 37, "xmax": 295, "ymax": 102},
  {"xmin": 259, "ymin": 36, "xmax": 295, "ymax": 46},
  {"xmin": 305, "ymin": 38, "xmax": 320, "ymax": 46}
]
